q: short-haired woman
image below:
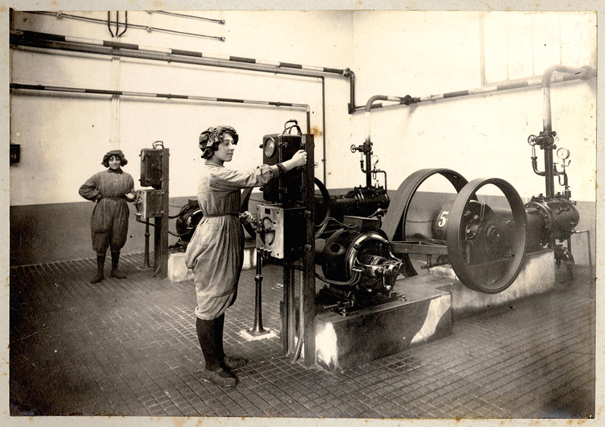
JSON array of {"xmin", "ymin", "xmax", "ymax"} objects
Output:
[
  {"xmin": 186, "ymin": 126, "xmax": 306, "ymax": 387},
  {"xmin": 79, "ymin": 150, "xmax": 135, "ymax": 284}
]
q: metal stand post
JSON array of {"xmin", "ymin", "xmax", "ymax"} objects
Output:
[
  {"xmin": 139, "ymin": 221, "xmax": 151, "ymax": 270},
  {"xmin": 153, "ymin": 148, "xmax": 169, "ymax": 278},
  {"xmin": 302, "ymin": 134, "xmax": 316, "ymax": 367},
  {"xmin": 249, "ymin": 248, "xmax": 270, "ymax": 336}
]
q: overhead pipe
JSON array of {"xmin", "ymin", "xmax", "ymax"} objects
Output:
[
  {"xmin": 542, "ymin": 65, "xmax": 594, "ymax": 132},
  {"xmin": 149, "ymin": 10, "xmax": 226, "ymax": 25},
  {"xmin": 540, "ymin": 65, "xmax": 595, "ymax": 198},
  {"xmin": 11, "ymin": 30, "xmax": 349, "ymax": 184},
  {"xmin": 10, "ymin": 83, "xmax": 312, "ymax": 132},
  {"xmin": 359, "ymin": 66, "xmax": 595, "ymax": 191},
  {"xmin": 355, "ymin": 67, "xmax": 596, "ymax": 113},
  {"xmin": 18, "ymin": 15, "xmax": 360, "ymax": 111},
  {"xmin": 11, "ymin": 30, "xmax": 348, "ymax": 78},
  {"xmin": 26, "ymin": 11, "xmax": 224, "ymax": 41}
]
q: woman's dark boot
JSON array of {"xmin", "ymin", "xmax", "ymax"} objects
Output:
[
  {"xmin": 90, "ymin": 253, "xmax": 105, "ymax": 284},
  {"xmin": 197, "ymin": 317, "xmax": 237, "ymax": 388},
  {"xmin": 215, "ymin": 315, "xmax": 248, "ymax": 370},
  {"xmin": 110, "ymin": 251, "xmax": 127, "ymax": 279}
]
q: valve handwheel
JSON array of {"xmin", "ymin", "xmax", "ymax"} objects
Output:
[{"xmin": 446, "ymin": 178, "xmax": 527, "ymax": 293}]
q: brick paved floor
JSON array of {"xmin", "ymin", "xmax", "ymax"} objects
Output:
[{"xmin": 9, "ymin": 254, "xmax": 595, "ymax": 418}]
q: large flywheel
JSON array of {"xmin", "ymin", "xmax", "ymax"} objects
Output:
[
  {"xmin": 382, "ymin": 168, "xmax": 469, "ymax": 277},
  {"xmin": 446, "ymin": 178, "xmax": 527, "ymax": 293}
]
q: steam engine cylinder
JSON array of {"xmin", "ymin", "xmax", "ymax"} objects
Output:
[
  {"xmin": 316, "ymin": 186, "xmax": 389, "ymax": 227},
  {"xmin": 525, "ymin": 196, "xmax": 579, "ymax": 251}
]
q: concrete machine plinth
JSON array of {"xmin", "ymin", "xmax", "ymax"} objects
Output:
[
  {"xmin": 311, "ymin": 249, "xmax": 556, "ymax": 371},
  {"xmin": 314, "ymin": 274, "xmax": 453, "ymax": 371}
]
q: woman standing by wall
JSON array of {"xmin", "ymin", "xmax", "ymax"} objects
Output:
[{"xmin": 79, "ymin": 150, "xmax": 135, "ymax": 284}]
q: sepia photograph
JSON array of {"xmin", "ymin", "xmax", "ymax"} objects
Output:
[{"xmin": 2, "ymin": 1, "xmax": 602, "ymax": 426}]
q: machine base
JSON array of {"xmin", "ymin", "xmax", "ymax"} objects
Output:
[
  {"xmin": 429, "ymin": 249, "xmax": 556, "ymax": 319},
  {"xmin": 309, "ymin": 249, "xmax": 556, "ymax": 371},
  {"xmin": 313, "ymin": 274, "xmax": 453, "ymax": 371}
]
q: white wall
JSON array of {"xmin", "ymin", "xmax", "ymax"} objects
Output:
[
  {"xmin": 11, "ymin": 11, "xmax": 596, "ymax": 205},
  {"xmin": 8, "ymin": 10, "xmax": 597, "ymax": 266},
  {"xmin": 341, "ymin": 11, "xmax": 596, "ymax": 202},
  {"xmin": 10, "ymin": 10, "xmax": 354, "ymax": 205}
]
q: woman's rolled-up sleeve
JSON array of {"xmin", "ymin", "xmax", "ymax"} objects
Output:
[{"xmin": 210, "ymin": 165, "xmax": 277, "ymax": 191}]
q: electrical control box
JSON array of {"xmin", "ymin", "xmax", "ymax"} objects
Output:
[
  {"xmin": 136, "ymin": 189, "xmax": 164, "ymax": 221},
  {"xmin": 139, "ymin": 148, "xmax": 165, "ymax": 189},
  {"xmin": 256, "ymin": 204, "xmax": 306, "ymax": 260},
  {"xmin": 261, "ymin": 134, "xmax": 311, "ymax": 205}
]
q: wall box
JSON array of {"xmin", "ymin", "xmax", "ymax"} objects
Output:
[{"xmin": 10, "ymin": 144, "xmax": 20, "ymax": 164}]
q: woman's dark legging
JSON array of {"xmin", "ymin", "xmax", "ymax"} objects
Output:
[{"xmin": 196, "ymin": 314, "xmax": 225, "ymax": 371}]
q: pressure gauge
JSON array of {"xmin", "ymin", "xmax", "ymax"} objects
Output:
[
  {"xmin": 264, "ymin": 137, "xmax": 277, "ymax": 158},
  {"xmin": 557, "ymin": 147, "xmax": 570, "ymax": 160}
]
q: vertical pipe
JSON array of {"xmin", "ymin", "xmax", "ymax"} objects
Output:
[
  {"xmin": 542, "ymin": 84, "xmax": 552, "ymax": 132},
  {"xmin": 365, "ymin": 144, "xmax": 372, "ymax": 188},
  {"xmin": 306, "ymin": 108, "xmax": 311, "ymax": 135},
  {"xmin": 302, "ymin": 133, "xmax": 316, "ymax": 366},
  {"xmin": 364, "ymin": 109, "xmax": 372, "ymax": 143},
  {"xmin": 541, "ymin": 65, "xmax": 592, "ymax": 198},
  {"xmin": 364, "ymin": 95, "xmax": 392, "ymax": 188},
  {"xmin": 586, "ymin": 230, "xmax": 593, "ymax": 279},
  {"xmin": 321, "ymin": 77, "xmax": 327, "ymax": 185},
  {"xmin": 544, "ymin": 134, "xmax": 555, "ymax": 198},
  {"xmin": 572, "ymin": 230, "xmax": 593, "ymax": 281},
  {"xmin": 479, "ymin": 13, "xmax": 487, "ymax": 86},
  {"xmin": 347, "ymin": 69, "xmax": 356, "ymax": 114}
]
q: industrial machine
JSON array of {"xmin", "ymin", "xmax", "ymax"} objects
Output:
[
  {"xmin": 133, "ymin": 141, "xmax": 170, "ymax": 277},
  {"xmin": 169, "ymin": 65, "xmax": 592, "ymax": 367}
]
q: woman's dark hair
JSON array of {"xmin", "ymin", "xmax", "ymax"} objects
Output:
[
  {"xmin": 198, "ymin": 126, "xmax": 239, "ymax": 159},
  {"xmin": 102, "ymin": 150, "xmax": 128, "ymax": 167}
]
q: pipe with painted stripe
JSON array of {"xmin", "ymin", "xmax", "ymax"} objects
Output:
[
  {"xmin": 10, "ymin": 83, "xmax": 312, "ymax": 132},
  {"xmin": 354, "ymin": 66, "xmax": 594, "ymax": 112},
  {"xmin": 11, "ymin": 30, "xmax": 346, "ymax": 76},
  {"xmin": 10, "ymin": 27, "xmax": 353, "ymax": 162},
  {"xmin": 11, "ymin": 30, "xmax": 334, "ymax": 182}
]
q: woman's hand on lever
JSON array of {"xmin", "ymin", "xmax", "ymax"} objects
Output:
[{"xmin": 282, "ymin": 149, "xmax": 308, "ymax": 171}]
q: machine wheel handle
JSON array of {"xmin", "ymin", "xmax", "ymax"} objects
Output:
[
  {"xmin": 446, "ymin": 177, "xmax": 527, "ymax": 294},
  {"xmin": 241, "ymin": 187, "xmax": 256, "ymax": 239},
  {"xmin": 240, "ymin": 177, "xmax": 332, "ymax": 240}
]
